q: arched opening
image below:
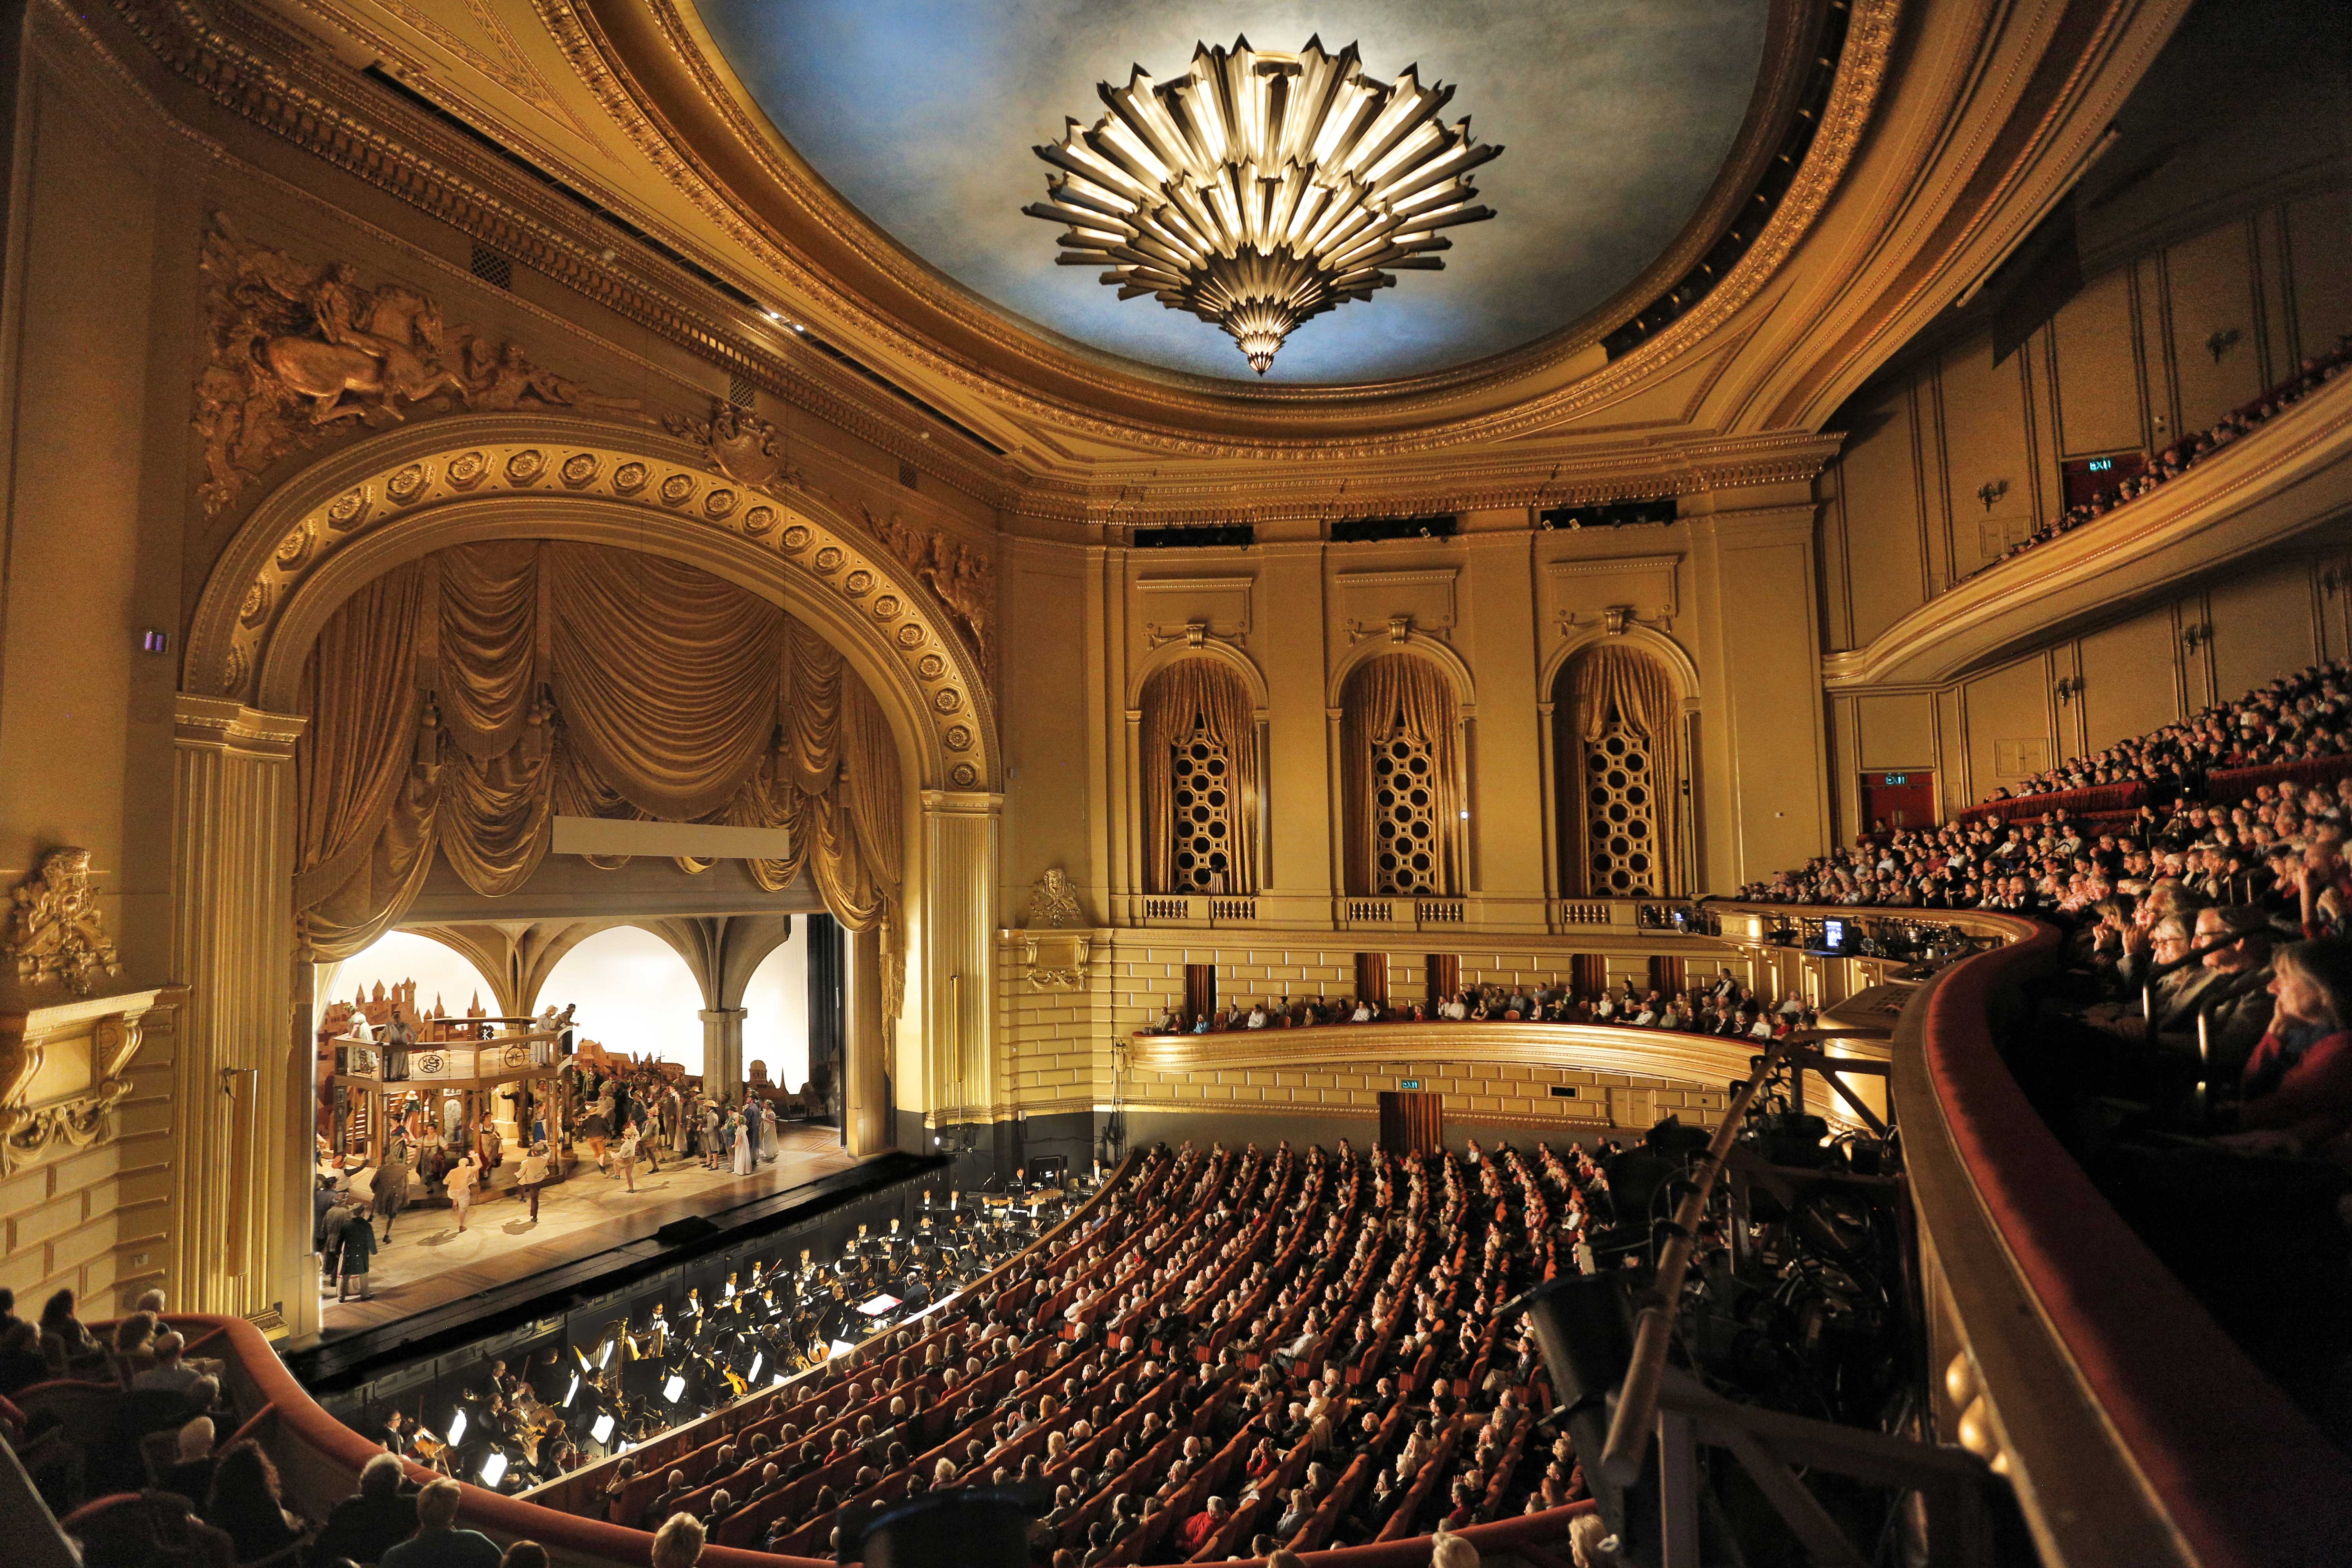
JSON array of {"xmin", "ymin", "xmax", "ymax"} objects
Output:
[
  {"xmin": 1138, "ymin": 657, "xmax": 1261, "ymax": 894},
  {"xmin": 1339, "ymin": 653, "xmax": 1465, "ymax": 897},
  {"xmin": 531, "ymin": 926, "xmax": 708, "ymax": 1073},
  {"xmin": 171, "ymin": 418, "xmax": 1002, "ymax": 1332},
  {"xmin": 288, "ymin": 539, "xmax": 904, "ymax": 998},
  {"xmin": 1554, "ymin": 642, "xmax": 1687, "ymax": 896},
  {"xmin": 740, "ymin": 922, "xmax": 811, "ymax": 1100}
]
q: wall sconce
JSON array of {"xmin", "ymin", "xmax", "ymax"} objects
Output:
[
  {"xmin": 2206, "ymin": 327, "xmax": 2242, "ymax": 364},
  {"xmin": 2054, "ymin": 675, "xmax": 2084, "ymax": 705},
  {"xmin": 1975, "ymin": 479, "xmax": 2009, "ymax": 512},
  {"xmin": 2183, "ymin": 623, "xmax": 2210, "ymax": 653}
]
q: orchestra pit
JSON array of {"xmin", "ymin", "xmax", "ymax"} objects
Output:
[{"xmin": 1, "ymin": 0, "xmax": 2348, "ymax": 1565}]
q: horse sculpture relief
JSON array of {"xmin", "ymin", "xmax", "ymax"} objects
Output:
[{"xmin": 195, "ymin": 215, "xmax": 636, "ymax": 517}]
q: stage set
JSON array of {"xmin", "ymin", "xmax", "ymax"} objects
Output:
[{"xmin": 305, "ymin": 904, "xmax": 865, "ymax": 1343}]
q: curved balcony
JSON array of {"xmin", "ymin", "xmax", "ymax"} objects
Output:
[
  {"xmin": 1725, "ymin": 903, "xmax": 2352, "ymax": 1568},
  {"xmin": 1127, "ymin": 1016, "xmax": 1889, "ymax": 1134},
  {"xmin": 1823, "ymin": 365, "xmax": 2352, "ymax": 690}
]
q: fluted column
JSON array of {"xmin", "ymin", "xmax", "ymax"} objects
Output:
[
  {"xmin": 171, "ymin": 695, "xmax": 307, "ymax": 1334},
  {"xmin": 920, "ymin": 791, "xmax": 1001, "ymax": 1133},
  {"xmin": 698, "ymin": 1009, "xmax": 746, "ymax": 1098}
]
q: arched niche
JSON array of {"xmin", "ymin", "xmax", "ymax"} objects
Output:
[
  {"xmin": 1324, "ymin": 629, "xmax": 1478, "ymax": 715},
  {"xmin": 1548, "ymin": 635, "xmax": 1699, "ymax": 898},
  {"xmin": 1125, "ymin": 636, "xmax": 1270, "ymax": 716}
]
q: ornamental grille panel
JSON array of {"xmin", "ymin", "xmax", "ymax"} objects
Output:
[
  {"xmin": 1372, "ymin": 732, "xmax": 1443, "ymax": 895},
  {"xmin": 1586, "ymin": 717, "xmax": 1659, "ymax": 895},
  {"xmin": 1169, "ymin": 722, "xmax": 1235, "ymax": 893}
]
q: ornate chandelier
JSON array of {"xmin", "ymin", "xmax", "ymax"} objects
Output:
[{"xmin": 1026, "ymin": 36, "xmax": 1501, "ymax": 374}]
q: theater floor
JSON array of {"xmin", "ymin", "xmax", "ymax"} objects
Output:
[{"xmin": 318, "ymin": 1124, "xmax": 862, "ymax": 1334}]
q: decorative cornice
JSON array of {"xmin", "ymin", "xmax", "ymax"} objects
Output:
[{"xmin": 89, "ymin": 0, "xmax": 1018, "ymax": 503}]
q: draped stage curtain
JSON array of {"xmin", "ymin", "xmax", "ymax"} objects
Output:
[
  {"xmin": 1339, "ymin": 653, "xmax": 1463, "ymax": 897},
  {"xmin": 1138, "ymin": 658, "xmax": 1261, "ymax": 895},
  {"xmin": 294, "ymin": 541, "xmax": 908, "ymax": 1019},
  {"xmin": 1563, "ymin": 643, "xmax": 1684, "ymax": 897}
]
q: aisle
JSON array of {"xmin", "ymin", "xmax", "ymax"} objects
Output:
[{"xmin": 321, "ymin": 1123, "xmax": 858, "ymax": 1333}]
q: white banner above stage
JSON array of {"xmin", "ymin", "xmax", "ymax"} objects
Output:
[{"xmin": 550, "ymin": 816, "xmax": 794, "ymax": 861}]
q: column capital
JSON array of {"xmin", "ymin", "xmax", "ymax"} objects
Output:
[
  {"xmin": 919, "ymin": 789, "xmax": 1005, "ymax": 814},
  {"xmin": 173, "ymin": 693, "xmax": 307, "ymax": 759}
]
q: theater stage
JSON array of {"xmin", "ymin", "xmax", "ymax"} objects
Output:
[{"xmin": 316, "ymin": 1124, "xmax": 859, "ymax": 1337}]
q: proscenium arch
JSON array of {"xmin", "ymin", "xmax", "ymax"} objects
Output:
[{"xmin": 184, "ymin": 412, "xmax": 998, "ymax": 794}]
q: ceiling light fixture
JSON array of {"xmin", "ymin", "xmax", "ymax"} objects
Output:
[{"xmin": 1027, "ymin": 36, "xmax": 1501, "ymax": 374}]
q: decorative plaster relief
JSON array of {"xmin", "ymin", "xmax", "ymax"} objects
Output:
[
  {"xmin": 1548, "ymin": 554, "xmax": 1682, "ymax": 635},
  {"xmin": 194, "ymin": 215, "xmax": 638, "ymax": 519},
  {"xmin": 1136, "ymin": 575, "xmax": 1254, "ymax": 648},
  {"xmin": 1337, "ymin": 568, "xmax": 1457, "ymax": 644}
]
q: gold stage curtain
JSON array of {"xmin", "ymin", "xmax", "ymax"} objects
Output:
[
  {"xmin": 1564, "ymin": 642, "xmax": 1684, "ymax": 896},
  {"xmin": 1138, "ymin": 657, "xmax": 1260, "ymax": 895},
  {"xmin": 292, "ymin": 541, "xmax": 908, "ymax": 1018},
  {"xmin": 1339, "ymin": 653, "xmax": 1463, "ymax": 897},
  {"xmin": 549, "ymin": 544, "xmax": 787, "ymax": 821},
  {"xmin": 295, "ymin": 564, "xmax": 436, "ymax": 956}
]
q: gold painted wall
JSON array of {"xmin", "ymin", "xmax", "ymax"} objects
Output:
[
  {"xmin": 1826, "ymin": 541, "xmax": 2352, "ymax": 839},
  {"xmin": 1820, "ymin": 184, "xmax": 2352, "ymax": 649}
]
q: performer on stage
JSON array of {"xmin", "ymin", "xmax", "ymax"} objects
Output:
[
  {"xmin": 732, "ymin": 1109, "xmax": 753, "ymax": 1175},
  {"xmin": 446, "ymin": 1152, "xmax": 479, "ymax": 1233}
]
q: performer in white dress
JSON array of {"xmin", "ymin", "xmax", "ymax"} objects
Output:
[{"xmin": 731, "ymin": 1112, "xmax": 753, "ymax": 1175}]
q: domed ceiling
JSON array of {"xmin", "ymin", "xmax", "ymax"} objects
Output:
[{"xmin": 694, "ymin": 0, "xmax": 1771, "ymax": 387}]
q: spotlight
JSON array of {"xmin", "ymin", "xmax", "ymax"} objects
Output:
[
  {"xmin": 1504, "ymin": 1274, "xmax": 1651, "ymax": 1557},
  {"xmin": 479, "ymin": 1451, "xmax": 508, "ymax": 1487},
  {"xmin": 590, "ymin": 1412, "xmax": 615, "ymax": 1445},
  {"xmin": 446, "ymin": 1408, "xmax": 468, "ymax": 1446}
]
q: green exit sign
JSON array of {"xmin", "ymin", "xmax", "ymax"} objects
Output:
[{"xmin": 1398, "ymin": 1079, "xmax": 1422, "ymax": 1090}]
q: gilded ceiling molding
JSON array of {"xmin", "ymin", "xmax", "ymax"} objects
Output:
[
  {"xmin": 1039, "ymin": 430, "xmax": 1848, "ymax": 530},
  {"xmin": 87, "ymin": 0, "xmax": 1014, "ymax": 502},
  {"xmin": 543, "ymin": 0, "xmax": 1900, "ymax": 456},
  {"xmin": 183, "ymin": 413, "xmax": 1000, "ymax": 791}
]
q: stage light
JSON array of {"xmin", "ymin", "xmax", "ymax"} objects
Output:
[
  {"xmin": 446, "ymin": 1408, "xmax": 467, "ymax": 1446},
  {"xmin": 479, "ymin": 1451, "xmax": 508, "ymax": 1487},
  {"xmin": 590, "ymin": 1412, "xmax": 615, "ymax": 1445},
  {"xmin": 749, "ymin": 1353, "xmax": 763, "ymax": 1381},
  {"xmin": 663, "ymin": 1374, "xmax": 686, "ymax": 1403}
]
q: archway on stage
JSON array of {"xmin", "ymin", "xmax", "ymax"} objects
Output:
[{"xmin": 533, "ymin": 927, "xmax": 709, "ymax": 1075}]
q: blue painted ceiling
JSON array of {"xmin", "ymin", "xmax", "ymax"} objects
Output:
[{"xmin": 697, "ymin": 1, "xmax": 1770, "ymax": 385}]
